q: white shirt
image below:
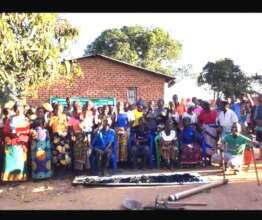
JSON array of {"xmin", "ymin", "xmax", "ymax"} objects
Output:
[
  {"xmin": 160, "ymin": 130, "xmax": 177, "ymax": 141},
  {"xmin": 217, "ymin": 108, "xmax": 238, "ymax": 132},
  {"xmin": 126, "ymin": 110, "xmax": 135, "ymax": 122},
  {"xmin": 0, "ymin": 116, "xmax": 3, "ymax": 128},
  {"xmin": 82, "ymin": 117, "xmax": 94, "ymax": 132},
  {"xmin": 183, "ymin": 112, "xmax": 198, "ymax": 124}
]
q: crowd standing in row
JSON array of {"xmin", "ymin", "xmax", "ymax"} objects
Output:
[{"xmin": 0, "ymin": 93, "xmax": 261, "ymax": 180}]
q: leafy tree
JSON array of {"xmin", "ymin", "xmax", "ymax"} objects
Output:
[
  {"xmin": 174, "ymin": 64, "xmax": 197, "ymax": 82},
  {"xmin": 250, "ymin": 73, "xmax": 262, "ymax": 94},
  {"xmin": 197, "ymin": 58, "xmax": 252, "ymax": 99},
  {"xmin": 84, "ymin": 25, "xmax": 182, "ymax": 75},
  {"xmin": 0, "ymin": 13, "xmax": 81, "ymax": 105}
]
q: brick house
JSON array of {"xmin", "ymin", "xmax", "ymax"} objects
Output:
[{"xmin": 28, "ymin": 54, "xmax": 175, "ymax": 106}]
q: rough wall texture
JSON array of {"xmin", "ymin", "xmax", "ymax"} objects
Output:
[{"xmin": 28, "ymin": 56, "xmax": 167, "ymax": 106}]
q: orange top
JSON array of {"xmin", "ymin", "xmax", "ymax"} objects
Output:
[{"xmin": 176, "ymin": 98, "xmax": 186, "ymax": 116}]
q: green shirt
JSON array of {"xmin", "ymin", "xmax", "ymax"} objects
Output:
[{"xmin": 223, "ymin": 134, "xmax": 251, "ymax": 156}]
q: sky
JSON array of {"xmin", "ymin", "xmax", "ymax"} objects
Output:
[{"xmin": 60, "ymin": 13, "xmax": 262, "ymax": 100}]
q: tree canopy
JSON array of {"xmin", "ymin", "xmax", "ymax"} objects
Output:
[
  {"xmin": 84, "ymin": 25, "xmax": 182, "ymax": 75},
  {"xmin": 0, "ymin": 13, "xmax": 81, "ymax": 105},
  {"xmin": 197, "ymin": 58, "xmax": 255, "ymax": 99}
]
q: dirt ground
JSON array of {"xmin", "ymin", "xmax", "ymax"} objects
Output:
[{"xmin": 0, "ymin": 164, "xmax": 262, "ymax": 210}]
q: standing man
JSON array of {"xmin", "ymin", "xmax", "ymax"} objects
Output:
[
  {"xmin": 217, "ymin": 99, "xmax": 239, "ymax": 138},
  {"xmin": 254, "ymin": 94, "xmax": 262, "ymax": 146},
  {"xmin": 154, "ymin": 99, "xmax": 167, "ymax": 132}
]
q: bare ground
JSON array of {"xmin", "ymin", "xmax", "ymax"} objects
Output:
[{"xmin": 0, "ymin": 164, "xmax": 262, "ymax": 210}]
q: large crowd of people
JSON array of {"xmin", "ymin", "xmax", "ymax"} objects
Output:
[{"xmin": 0, "ymin": 93, "xmax": 261, "ymax": 181}]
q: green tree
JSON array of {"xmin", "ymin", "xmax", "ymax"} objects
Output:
[
  {"xmin": 84, "ymin": 25, "xmax": 182, "ymax": 75},
  {"xmin": 0, "ymin": 13, "xmax": 81, "ymax": 105},
  {"xmin": 197, "ymin": 58, "xmax": 252, "ymax": 99}
]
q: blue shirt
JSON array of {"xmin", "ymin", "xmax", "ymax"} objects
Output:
[
  {"xmin": 231, "ymin": 103, "xmax": 241, "ymax": 120},
  {"xmin": 92, "ymin": 128, "xmax": 115, "ymax": 151},
  {"xmin": 116, "ymin": 113, "xmax": 128, "ymax": 128},
  {"xmin": 254, "ymin": 104, "xmax": 262, "ymax": 121}
]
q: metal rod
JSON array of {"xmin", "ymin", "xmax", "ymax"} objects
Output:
[
  {"xmin": 168, "ymin": 179, "xmax": 228, "ymax": 201},
  {"xmin": 220, "ymin": 147, "xmax": 226, "ymax": 181},
  {"xmin": 250, "ymin": 146, "xmax": 260, "ymax": 186},
  {"xmin": 161, "ymin": 201, "xmax": 207, "ymax": 206}
]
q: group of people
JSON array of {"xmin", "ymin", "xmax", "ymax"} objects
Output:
[{"xmin": 0, "ymin": 93, "xmax": 261, "ymax": 181}]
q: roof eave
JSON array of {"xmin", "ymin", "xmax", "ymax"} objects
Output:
[{"xmin": 72, "ymin": 54, "xmax": 175, "ymax": 80}]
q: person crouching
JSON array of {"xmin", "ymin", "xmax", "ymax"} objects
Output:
[{"xmin": 211, "ymin": 123, "xmax": 256, "ymax": 172}]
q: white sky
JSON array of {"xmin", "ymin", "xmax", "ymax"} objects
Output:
[
  {"xmin": 61, "ymin": 13, "xmax": 262, "ymax": 75},
  {"xmin": 60, "ymin": 13, "xmax": 262, "ymax": 100}
]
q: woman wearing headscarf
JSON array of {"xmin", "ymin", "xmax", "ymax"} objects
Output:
[
  {"xmin": 49, "ymin": 104, "xmax": 71, "ymax": 171},
  {"xmin": 0, "ymin": 102, "xmax": 14, "ymax": 178},
  {"xmin": 198, "ymin": 101, "xmax": 218, "ymax": 159},
  {"xmin": 69, "ymin": 105, "xmax": 89, "ymax": 172},
  {"xmin": 114, "ymin": 101, "xmax": 129, "ymax": 164},
  {"xmin": 1, "ymin": 102, "xmax": 30, "ymax": 181},
  {"xmin": 179, "ymin": 117, "xmax": 202, "ymax": 167},
  {"xmin": 30, "ymin": 106, "xmax": 53, "ymax": 180}
]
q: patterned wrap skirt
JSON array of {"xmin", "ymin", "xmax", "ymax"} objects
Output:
[
  {"xmin": 180, "ymin": 142, "xmax": 201, "ymax": 165},
  {"xmin": 52, "ymin": 133, "xmax": 72, "ymax": 169},
  {"xmin": 159, "ymin": 140, "xmax": 176, "ymax": 162},
  {"xmin": 2, "ymin": 135, "xmax": 29, "ymax": 181},
  {"xmin": 202, "ymin": 123, "xmax": 218, "ymax": 155},
  {"xmin": 73, "ymin": 132, "xmax": 89, "ymax": 171},
  {"xmin": 116, "ymin": 127, "xmax": 128, "ymax": 162},
  {"xmin": 30, "ymin": 131, "xmax": 53, "ymax": 179}
]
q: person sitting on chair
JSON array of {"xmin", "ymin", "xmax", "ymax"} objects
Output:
[
  {"xmin": 179, "ymin": 117, "xmax": 202, "ymax": 167},
  {"xmin": 159, "ymin": 121, "xmax": 177, "ymax": 169},
  {"xmin": 211, "ymin": 123, "xmax": 256, "ymax": 172},
  {"xmin": 130, "ymin": 117, "xmax": 150, "ymax": 169},
  {"xmin": 91, "ymin": 118, "xmax": 115, "ymax": 176}
]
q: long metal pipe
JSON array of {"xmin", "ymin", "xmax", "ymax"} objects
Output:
[
  {"xmin": 250, "ymin": 146, "xmax": 260, "ymax": 185},
  {"xmin": 168, "ymin": 179, "xmax": 228, "ymax": 201}
]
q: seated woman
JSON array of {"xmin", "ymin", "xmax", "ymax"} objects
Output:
[
  {"xmin": 211, "ymin": 123, "xmax": 256, "ymax": 172},
  {"xmin": 159, "ymin": 121, "xmax": 177, "ymax": 169},
  {"xmin": 179, "ymin": 117, "xmax": 202, "ymax": 167}
]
